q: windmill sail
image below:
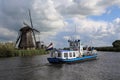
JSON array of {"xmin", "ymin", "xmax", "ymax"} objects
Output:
[{"xmin": 28, "ymin": 9, "xmax": 37, "ymax": 48}]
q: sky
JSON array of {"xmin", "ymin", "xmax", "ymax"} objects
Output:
[{"xmin": 0, "ymin": 0, "xmax": 120, "ymax": 48}]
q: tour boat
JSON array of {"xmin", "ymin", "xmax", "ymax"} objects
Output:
[{"xmin": 47, "ymin": 40, "xmax": 97, "ymax": 63}]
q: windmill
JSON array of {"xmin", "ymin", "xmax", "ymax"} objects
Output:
[{"xmin": 16, "ymin": 10, "xmax": 40, "ymax": 49}]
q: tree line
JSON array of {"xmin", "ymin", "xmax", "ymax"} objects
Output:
[{"xmin": 95, "ymin": 40, "xmax": 120, "ymax": 52}]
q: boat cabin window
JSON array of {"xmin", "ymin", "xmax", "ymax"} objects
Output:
[
  {"xmin": 51, "ymin": 52, "xmax": 57, "ymax": 57},
  {"xmin": 69, "ymin": 53, "xmax": 72, "ymax": 57},
  {"xmin": 64, "ymin": 53, "xmax": 68, "ymax": 57},
  {"xmin": 73, "ymin": 52, "xmax": 75, "ymax": 57},
  {"xmin": 58, "ymin": 52, "xmax": 61, "ymax": 57}
]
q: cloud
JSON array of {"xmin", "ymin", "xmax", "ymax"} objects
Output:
[
  {"xmin": 55, "ymin": 0, "xmax": 120, "ymax": 17},
  {"xmin": 56, "ymin": 17, "xmax": 120, "ymax": 47},
  {"xmin": 31, "ymin": 0, "xmax": 66, "ymax": 43},
  {"xmin": 0, "ymin": 26, "xmax": 16, "ymax": 41},
  {"xmin": 0, "ymin": 0, "xmax": 120, "ymax": 47}
]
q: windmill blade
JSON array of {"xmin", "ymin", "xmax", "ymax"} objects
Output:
[
  {"xmin": 32, "ymin": 28, "xmax": 40, "ymax": 33},
  {"xmin": 15, "ymin": 32, "xmax": 21, "ymax": 45},
  {"xmin": 23, "ymin": 22, "xmax": 30, "ymax": 27},
  {"xmin": 16, "ymin": 36, "xmax": 20, "ymax": 44},
  {"xmin": 28, "ymin": 9, "xmax": 37, "ymax": 48},
  {"xmin": 28, "ymin": 9, "xmax": 34, "ymax": 28}
]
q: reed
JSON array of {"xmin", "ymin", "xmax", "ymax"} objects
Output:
[
  {"xmin": 13, "ymin": 49, "xmax": 47, "ymax": 57},
  {"xmin": 0, "ymin": 42, "xmax": 47, "ymax": 57}
]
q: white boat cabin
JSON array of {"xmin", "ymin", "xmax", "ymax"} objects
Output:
[
  {"xmin": 50, "ymin": 39, "xmax": 83, "ymax": 59},
  {"xmin": 50, "ymin": 50, "xmax": 81, "ymax": 59}
]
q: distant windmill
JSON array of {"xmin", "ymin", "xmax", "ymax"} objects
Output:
[{"xmin": 16, "ymin": 10, "xmax": 40, "ymax": 49}]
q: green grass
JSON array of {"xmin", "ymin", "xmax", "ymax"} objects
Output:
[{"xmin": 0, "ymin": 42, "xmax": 47, "ymax": 58}]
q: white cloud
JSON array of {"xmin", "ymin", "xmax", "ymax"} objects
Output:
[
  {"xmin": 31, "ymin": 0, "xmax": 66, "ymax": 43},
  {"xmin": 58, "ymin": 17, "xmax": 120, "ymax": 47},
  {"xmin": 1, "ymin": 0, "xmax": 120, "ymax": 47},
  {"xmin": 63, "ymin": 36, "xmax": 70, "ymax": 40},
  {"xmin": 0, "ymin": 26, "xmax": 16, "ymax": 41},
  {"xmin": 54, "ymin": 0, "xmax": 120, "ymax": 17},
  {"xmin": 113, "ymin": 18, "xmax": 120, "ymax": 24}
]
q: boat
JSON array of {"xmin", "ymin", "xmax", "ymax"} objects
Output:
[{"xmin": 47, "ymin": 39, "xmax": 97, "ymax": 63}]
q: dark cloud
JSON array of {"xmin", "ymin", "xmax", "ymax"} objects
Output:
[
  {"xmin": 0, "ymin": 0, "xmax": 35, "ymax": 41},
  {"xmin": 0, "ymin": 0, "xmax": 34, "ymax": 30}
]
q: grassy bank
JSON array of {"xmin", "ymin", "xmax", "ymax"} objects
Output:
[{"xmin": 0, "ymin": 42, "xmax": 47, "ymax": 58}]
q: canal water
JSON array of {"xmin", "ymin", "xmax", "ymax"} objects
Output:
[{"xmin": 0, "ymin": 52, "xmax": 120, "ymax": 80}]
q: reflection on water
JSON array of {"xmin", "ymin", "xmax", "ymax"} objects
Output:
[{"xmin": 0, "ymin": 52, "xmax": 120, "ymax": 80}]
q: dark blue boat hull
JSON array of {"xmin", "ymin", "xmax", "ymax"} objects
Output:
[{"xmin": 47, "ymin": 54, "xmax": 97, "ymax": 63}]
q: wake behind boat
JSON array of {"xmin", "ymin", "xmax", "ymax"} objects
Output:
[{"xmin": 47, "ymin": 39, "xmax": 97, "ymax": 63}]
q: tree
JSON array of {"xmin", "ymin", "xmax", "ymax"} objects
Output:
[{"xmin": 112, "ymin": 40, "xmax": 120, "ymax": 48}]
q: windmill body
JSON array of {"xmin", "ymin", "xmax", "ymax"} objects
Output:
[
  {"xmin": 16, "ymin": 24, "xmax": 38, "ymax": 49},
  {"xmin": 19, "ymin": 26, "xmax": 35, "ymax": 49}
]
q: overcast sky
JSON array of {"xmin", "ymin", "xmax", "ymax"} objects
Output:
[{"xmin": 0, "ymin": 0, "xmax": 120, "ymax": 48}]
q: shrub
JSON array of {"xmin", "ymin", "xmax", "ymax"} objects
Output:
[
  {"xmin": 0, "ymin": 42, "xmax": 47, "ymax": 57},
  {"xmin": 112, "ymin": 40, "xmax": 120, "ymax": 48}
]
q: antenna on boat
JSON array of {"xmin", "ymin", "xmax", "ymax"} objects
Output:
[
  {"xmin": 74, "ymin": 24, "xmax": 77, "ymax": 40},
  {"xmin": 73, "ymin": 24, "xmax": 79, "ymax": 40}
]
